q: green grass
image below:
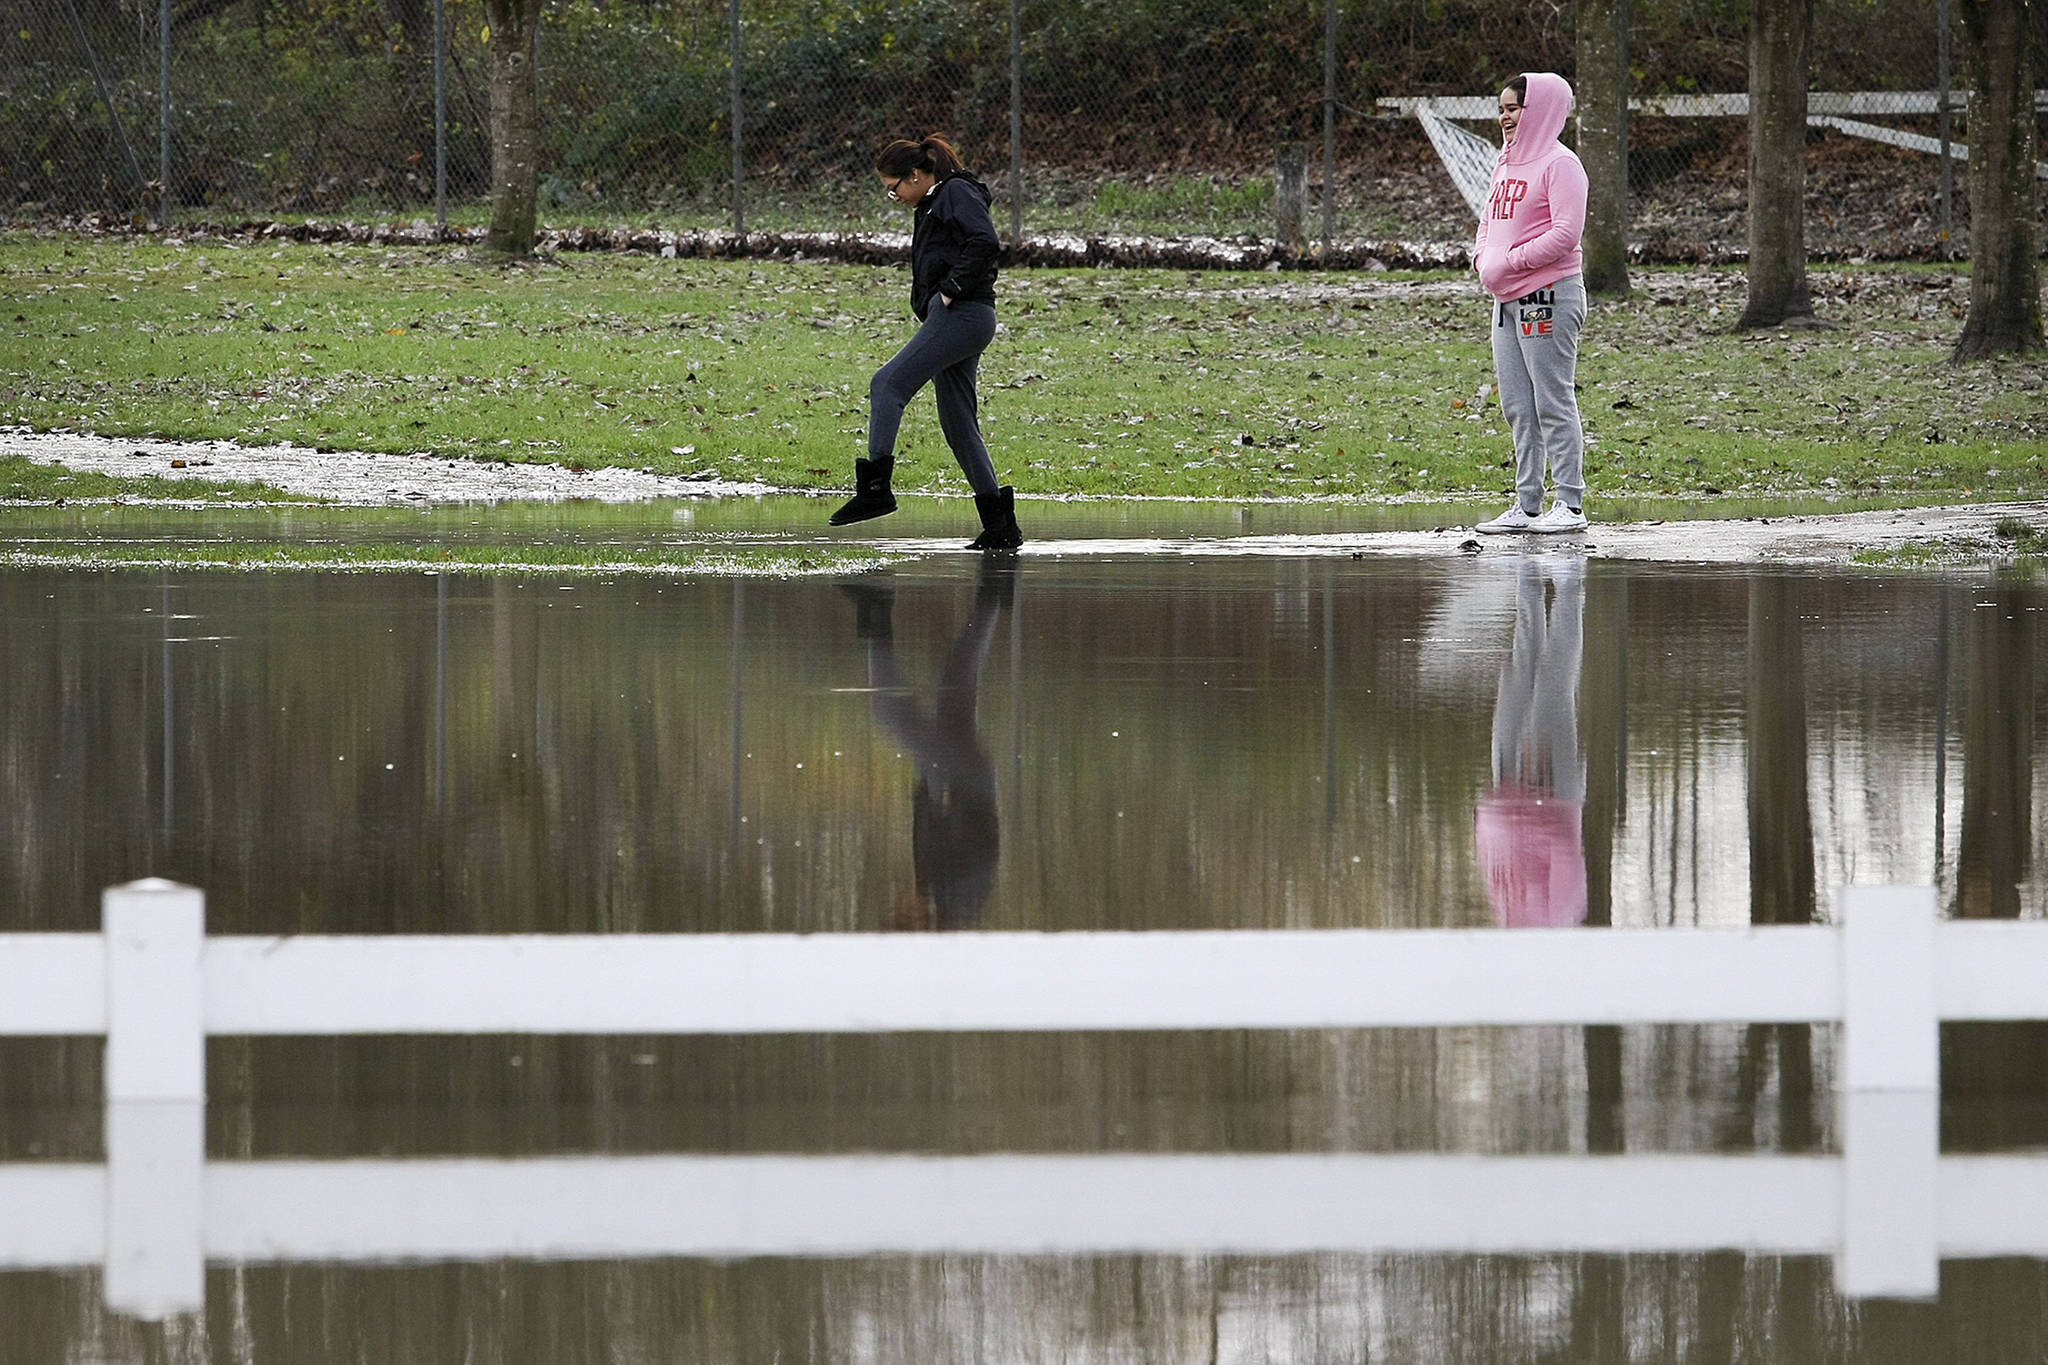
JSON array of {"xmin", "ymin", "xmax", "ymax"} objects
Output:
[
  {"xmin": 1850, "ymin": 515, "xmax": 2048, "ymax": 572},
  {"xmin": 1089, "ymin": 175, "xmax": 1275, "ymax": 230},
  {"xmin": 0, "ymin": 453, "xmax": 317, "ymax": 503},
  {"xmin": 0, "ymin": 496, "xmax": 899, "ymax": 575},
  {"xmin": 0, "ymin": 531, "xmax": 895, "ymax": 576},
  {"xmin": 1994, "ymin": 516, "xmax": 2048, "ymax": 555},
  {"xmin": 3, "ymin": 232, "xmax": 2042, "ymax": 506}
]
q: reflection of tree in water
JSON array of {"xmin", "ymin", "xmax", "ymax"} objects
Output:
[
  {"xmin": 844, "ymin": 562, "xmax": 1013, "ymax": 930},
  {"xmin": 1747, "ymin": 578, "xmax": 1817, "ymax": 934},
  {"xmin": 1947, "ymin": 584, "xmax": 2043, "ymax": 1143},
  {"xmin": 1955, "ymin": 586, "xmax": 2035, "ymax": 923},
  {"xmin": 1742, "ymin": 576, "xmax": 1821, "ymax": 1160}
]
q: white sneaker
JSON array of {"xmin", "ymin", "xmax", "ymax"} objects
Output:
[
  {"xmin": 1475, "ymin": 504, "xmax": 1536, "ymax": 534},
  {"xmin": 1530, "ymin": 501, "xmax": 1588, "ymax": 533}
]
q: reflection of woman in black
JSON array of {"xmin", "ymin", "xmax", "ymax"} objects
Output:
[{"xmin": 843, "ymin": 561, "xmax": 1012, "ymax": 929}]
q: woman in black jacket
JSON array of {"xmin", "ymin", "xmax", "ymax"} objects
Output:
[{"xmin": 829, "ymin": 135, "xmax": 1022, "ymax": 550}]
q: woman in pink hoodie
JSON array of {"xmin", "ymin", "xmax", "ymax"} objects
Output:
[{"xmin": 1472, "ymin": 73, "xmax": 1591, "ymax": 535}]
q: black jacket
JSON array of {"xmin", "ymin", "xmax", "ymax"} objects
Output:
[{"xmin": 909, "ymin": 171, "xmax": 999, "ymax": 320}]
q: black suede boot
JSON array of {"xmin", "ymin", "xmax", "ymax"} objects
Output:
[
  {"xmin": 828, "ymin": 456, "xmax": 897, "ymax": 525},
  {"xmin": 838, "ymin": 578, "xmax": 894, "ymax": 640},
  {"xmin": 966, "ymin": 486, "xmax": 1023, "ymax": 551},
  {"xmin": 974, "ymin": 553, "xmax": 1017, "ymax": 616}
]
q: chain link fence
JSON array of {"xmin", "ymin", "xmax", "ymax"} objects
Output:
[{"xmin": 2, "ymin": 0, "xmax": 2012, "ymax": 261}]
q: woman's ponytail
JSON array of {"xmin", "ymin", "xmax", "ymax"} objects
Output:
[
  {"xmin": 875, "ymin": 134, "xmax": 965, "ymax": 178},
  {"xmin": 918, "ymin": 135, "xmax": 963, "ymax": 176}
]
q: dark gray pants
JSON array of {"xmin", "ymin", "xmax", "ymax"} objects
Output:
[{"xmin": 869, "ymin": 301, "xmax": 998, "ymax": 495}]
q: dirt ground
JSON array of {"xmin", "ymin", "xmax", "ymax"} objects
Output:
[{"xmin": 8, "ymin": 428, "xmax": 2042, "ymax": 568}]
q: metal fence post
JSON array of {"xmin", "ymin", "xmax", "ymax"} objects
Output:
[
  {"xmin": 158, "ymin": 0, "xmax": 171, "ymax": 225},
  {"xmin": 1321, "ymin": 0, "xmax": 1338, "ymax": 261},
  {"xmin": 729, "ymin": 0, "xmax": 744, "ymax": 236},
  {"xmin": 434, "ymin": 0, "xmax": 448, "ymax": 233},
  {"xmin": 1936, "ymin": 0, "xmax": 1953, "ymax": 256},
  {"xmin": 1010, "ymin": 0, "xmax": 1023, "ymax": 244},
  {"xmin": 57, "ymin": 0, "xmax": 145, "ymax": 206}
]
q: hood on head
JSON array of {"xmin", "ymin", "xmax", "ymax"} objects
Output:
[
  {"xmin": 1505, "ymin": 72, "xmax": 1574, "ymax": 165},
  {"xmin": 942, "ymin": 169, "xmax": 993, "ymax": 206}
]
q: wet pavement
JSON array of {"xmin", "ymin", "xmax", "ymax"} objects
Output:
[{"xmin": 1, "ymin": 552, "xmax": 2044, "ymax": 1362}]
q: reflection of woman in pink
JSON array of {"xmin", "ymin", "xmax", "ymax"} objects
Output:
[{"xmin": 1475, "ymin": 557, "xmax": 1587, "ymax": 927}]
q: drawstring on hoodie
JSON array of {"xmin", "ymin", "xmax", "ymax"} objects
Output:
[{"xmin": 1474, "ymin": 72, "xmax": 1587, "ymax": 305}]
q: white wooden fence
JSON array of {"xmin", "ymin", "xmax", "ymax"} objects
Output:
[{"xmin": 3, "ymin": 881, "xmax": 2046, "ymax": 1319}]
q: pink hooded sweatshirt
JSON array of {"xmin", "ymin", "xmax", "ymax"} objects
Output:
[
  {"xmin": 1473, "ymin": 72, "xmax": 1588, "ymax": 303},
  {"xmin": 1474, "ymin": 786, "xmax": 1588, "ymax": 928}
]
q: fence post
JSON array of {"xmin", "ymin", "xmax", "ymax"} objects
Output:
[
  {"xmin": 1836, "ymin": 885, "xmax": 1940, "ymax": 1300},
  {"xmin": 158, "ymin": 0, "xmax": 172, "ymax": 226},
  {"xmin": 1009, "ymin": 0, "xmax": 1024, "ymax": 244},
  {"xmin": 728, "ymin": 0, "xmax": 745, "ymax": 236},
  {"xmin": 1936, "ymin": 0, "xmax": 1954, "ymax": 256},
  {"xmin": 1321, "ymin": 0, "xmax": 1338, "ymax": 262},
  {"xmin": 57, "ymin": 0, "xmax": 146, "ymax": 207},
  {"xmin": 434, "ymin": 0, "xmax": 448, "ymax": 233},
  {"xmin": 104, "ymin": 1100, "xmax": 206, "ymax": 1319},
  {"xmin": 101, "ymin": 879, "xmax": 206, "ymax": 1319},
  {"xmin": 103, "ymin": 879, "xmax": 205, "ymax": 1103},
  {"xmin": 1838, "ymin": 1090, "xmax": 1940, "ymax": 1300},
  {"xmin": 1838, "ymin": 885, "xmax": 1938, "ymax": 1091}
]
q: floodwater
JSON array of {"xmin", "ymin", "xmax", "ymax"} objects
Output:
[{"xmin": 2, "ymin": 546, "xmax": 2045, "ymax": 1363}]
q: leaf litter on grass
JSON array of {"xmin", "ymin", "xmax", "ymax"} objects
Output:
[{"xmin": 3, "ymin": 236, "xmax": 2042, "ymax": 506}]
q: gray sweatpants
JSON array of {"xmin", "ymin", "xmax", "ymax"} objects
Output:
[
  {"xmin": 1491, "ymin": 558, "xmax": 1586, "ymax": 802},
  {"xmin": 1491, "ymin": 274, "xmax": 1586, "ymax": 515},
  {"xmin": 869, "ymin": 300, "xmax": 999, "ymax": 495}
]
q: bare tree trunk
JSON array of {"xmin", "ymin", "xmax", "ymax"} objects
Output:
[
  {"xmin": 1274, "ymin": 142, "xmax": 1306, "ymax": 251},
  {"xmin": 1952, "ymin": 0, "xmax": 2045, "ymax": 359},
  {"xmin": 484, "ymin": 0, "xmax": 544, "ymax": 258},
  {"xmin": 1737, "ymin": 0, "xmax": 1816, "ymax": 330},
  {"xmin": 1575, "ymin": 0, "xmax": 1630, "ymax": 295}
]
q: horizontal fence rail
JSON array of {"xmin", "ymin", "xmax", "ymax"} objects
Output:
[
  {"xmin": 0, "ymin": 1095, "xmax": 2035, "ymax": 1315},
  {"xmin": 9, "ymin": 1139, "xmax": 2048, "ymax": 1265},
  {"xmin": 3, "ymin": 881, "xmax": 2045, "ymax": 1317},
  {"xmin": 199, "ymin": 926, "xmax": 1851, "ymax": 1035},
  {"xmin": 3, "ymin": 883, "xmax": 2043, "ymax": 1089}
]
